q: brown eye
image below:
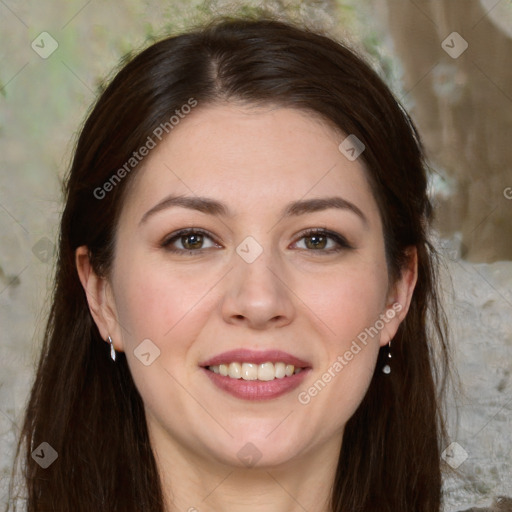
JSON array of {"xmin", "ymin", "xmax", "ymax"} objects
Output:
[
  {"xmin": 181, "ymin": 233, "xmax": 204, "ymax": 250},
  {"xmin": 294, "ymin": 229, "xmax": 352, "ymax": 253},
  {"xmin": 304, "ymin": 234, "xmax": 328, "ymax": 250},
  {"xmin": 161, "ymin": 229, "xmax": 220, "ymax": 253}
]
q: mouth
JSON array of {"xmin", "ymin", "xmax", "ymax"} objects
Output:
[
  {"xmin": 200, "ymin": 348, "xmax": 311, "ymax": 378},
  {"xmin": 199, "ymin": 349, "xmax": 311, "ymax": 399},
  {"xmin": 205, "ymin": 361, "xmax": 306, "ymax": 381}
]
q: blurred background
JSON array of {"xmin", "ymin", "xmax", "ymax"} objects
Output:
[{"xmin": 0, "ymin": 1, "xmax": 511, "ymax": 510}]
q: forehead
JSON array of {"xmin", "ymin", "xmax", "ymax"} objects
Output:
[{"xmin": 120, "ymin": 103, "xmax": 380, "ymax": 224}]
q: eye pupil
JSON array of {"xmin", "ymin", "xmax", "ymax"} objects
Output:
[
  {"xmin": 183, "ymin": 233, "xmax": 203, "ymax": 250},
  {"xmin": 306, "ymin": 235, "xmax": 327, "ymax": 250}
]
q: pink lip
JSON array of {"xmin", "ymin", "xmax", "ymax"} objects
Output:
[
  {"xmin": 199, "ymin": 349, "xmax": 311, "ymax": 368},
  {"xmin": 201, "ymin": 367, "xmax": 311, "ymax": 401}
]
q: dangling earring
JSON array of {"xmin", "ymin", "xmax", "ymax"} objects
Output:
[
  {"xmin": 382, "ymin": 340, "xmax": 392, "ymax": 374},
  {"xmin": 108, "ymin": 336, "xmax": 116, "ymax": 361}
]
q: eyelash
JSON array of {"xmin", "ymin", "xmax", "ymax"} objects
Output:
[{"xmin": 160, "ymin": 227, "xmax": 353, "ymax": 255}]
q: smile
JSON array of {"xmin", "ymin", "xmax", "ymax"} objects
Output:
[
  {"xmin": 200, "ymin": 349, "xmax": 311, "ymax": 400},
  {"xmin": 207, "ymin": 361, "xmax": 304, "ymax": 381}
]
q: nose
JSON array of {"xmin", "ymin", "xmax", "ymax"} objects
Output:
[{"xmin": 221, "ymin": 248, "xmax": 296, "ymax": 330}]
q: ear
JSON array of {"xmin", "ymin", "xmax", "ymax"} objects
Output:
[
  {"xmin": 379, "ymin": 246, "xmax": 418, "ymax": 347},
  {"xmin": 75, "ymin": 246, "xmax": 124, "ymax": 352}
]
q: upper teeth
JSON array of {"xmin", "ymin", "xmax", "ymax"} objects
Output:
[{"xmin": 208, "ymin": 362, "xmax": 303, "ymax": 381}]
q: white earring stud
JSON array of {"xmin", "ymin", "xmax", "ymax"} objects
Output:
[{"xmin": 382, "ymin": 340, "xmax": 391, "ymax": 374}]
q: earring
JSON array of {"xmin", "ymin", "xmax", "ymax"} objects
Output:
[
  {"xmin": 382, "ymin": 340, "xmax": 392, "ymax": 374},
  {"xmin": 108, "ymin": 336, "xmax": 116, "ymax": 361}
]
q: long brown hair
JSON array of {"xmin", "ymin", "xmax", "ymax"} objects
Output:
[{"xmin": 6, "ymin": 15, "xmax": 452, "ymax": 512}]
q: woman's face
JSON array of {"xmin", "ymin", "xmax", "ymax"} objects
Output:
[{"xmin": 81, "ymin": 103, "xmax": 415, "ymax": 470}]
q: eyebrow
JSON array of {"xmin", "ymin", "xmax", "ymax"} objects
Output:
[{"xmin": 139, "ymin": 194, "xmax": 368, "ymax": 227}]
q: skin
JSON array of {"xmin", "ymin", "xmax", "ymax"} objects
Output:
[{"xmin": 76, "ymin": 103, "xmax": 417, "ymax": 512}]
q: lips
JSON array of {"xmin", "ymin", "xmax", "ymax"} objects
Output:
[
  {"xmin": 202, "ymin": 366, "xmax": 311, "ymax": 400},
  {"xmin": 199, "ymin": 349, "xmax": 312, "ymax": 400},
  {"xmin": 199, "ymin": 349, "xmax": 311, "ymax": 369}
]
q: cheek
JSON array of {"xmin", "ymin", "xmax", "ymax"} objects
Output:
[
  {"xmin": 303, "ymin": 256, "xmax": 389, "ymax": 346},
  {"xmin": 113, "ymin": 256, "xmax": 218, "ymax": 344},
  {"xmin": 111, "ymin": 260, "xmax": 215, "ymax": 416},
  {"xmin": 294, "ymin": 255, "xmax": 388, "ymax": 413}
]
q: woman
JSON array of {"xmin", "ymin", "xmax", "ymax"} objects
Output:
[{"xmin": 7, "ymin": 15, "xmax": 452, "ymax": 512}]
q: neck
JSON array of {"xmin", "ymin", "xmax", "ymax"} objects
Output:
[{"xmin": 150, "ymin": 427, "xmax": 341, "ymax": 512}]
